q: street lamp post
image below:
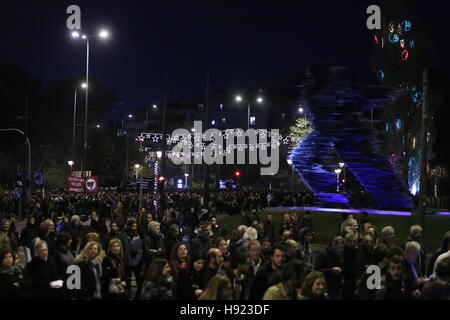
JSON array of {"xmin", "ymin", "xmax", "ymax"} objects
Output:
[
  {"xmin": 68, "ymin": 160, "xmax": 74, "ymax": 174},
  {"xmin": 72, "ymin": 83, "xmax": 87, "ymax": 169},
  {"xmin": 335, "ymin": 168, "xmax": 342, "ymax": 192},
  {"xmin": 236, "ymin": 95, "xmax": 263, "ymax": 130},
  {"xmin": 287, "ymin": 158, "xmax": 295, "ymax": 206},
  {"xmin": 71, "ymin": 29, "xmax": 109, "ymax": 177},
  {"xmin": 135, "ymin": 164, "xmax": 143, "ymax": 210},
  {"xmin": 184, "ymin": 173, "xmax": 189, "ymax": 189},
  {"xmin": 339, "ymin": 162, "xmax": 345, "ymax": 192},
  {"xmin": 0, "ymin": 128, "xmax": 31, "ymax": 218}
]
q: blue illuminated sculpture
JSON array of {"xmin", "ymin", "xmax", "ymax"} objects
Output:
[
  {"xmin": 410, "ymin": 40, "xmax": 415, "ymax": 49},
  {"xmin": 379, "ymin": 69, "xmax": 385, "ymax": 81},
  {"xmin": 412, "ymin": 92, "xmax": 422, "ymax": 103},
  {"xmin": 396, "ymin": 119, "xmax": 402, "ymax": 130},
  {"xmin": 388, "ymin": 33, "xmax": 400, "ymax": 44},
  {"xmin": 402, "ymin": 20, "xmax": 412, "ymax": 32}
]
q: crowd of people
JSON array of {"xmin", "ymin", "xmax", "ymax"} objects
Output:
[{"xmin": 0, "ymin": 189, "xmax": 449, "ymax": 300}]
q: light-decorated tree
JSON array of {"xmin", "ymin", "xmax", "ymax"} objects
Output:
[{"xmin": 288, "ymin": 117, "xmax": 313, "ymax": 150}]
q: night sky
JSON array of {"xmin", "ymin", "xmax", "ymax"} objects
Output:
[{"xmin": 1, "ymin": 0, "xmax": 449, "ymax": 117}]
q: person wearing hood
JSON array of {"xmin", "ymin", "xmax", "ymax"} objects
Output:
[{"xmin": 314, "ymin": 236, "xmax": 345, "ymax": 300}]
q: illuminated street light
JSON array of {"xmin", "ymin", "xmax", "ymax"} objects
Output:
[
  {"xmin": 96, "ymin": 124, "xmax": 100, "ymax": 128},
  {"xmin": 71, "ymin": 31, "xmax": 80, "ymax": 38},
  {"xmin": 235, "ymin": 95, "xmax": 242, "ymax": 102},
  {"xmin": 81, "ymin": 83, "xmax": 87, "ymax": 88},
  {"xmin": 99, "ymin": 30, "xmax": 109, "ymax": 38},
  {"xmin": 128, "ymin": 114, "xmax": 133, "ymax": 118},
  {"xmin": 256, "ymin": 97, "xmax": 263, "ymax": 103},
  {"xmin": 153, "ymin": 104, "xmax": 157, "ymax": 109},
  {"xmin": 299, "ymin": 107, "xmax": 304, "ymax": 113}
]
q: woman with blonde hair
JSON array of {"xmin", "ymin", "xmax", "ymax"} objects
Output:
[
  {"xmin": 102, "ymin": 238, "xmax": 129, "ymax": 300},
  {"xmin": 298, "ymin": 271, "xmax": 328, "ymax": 300},
  {"xmin": 198, "ymin": 274, "xmax": 233, "ymax": 300},
  {"xmin": 76, "ymin": 241, "xmax": 104, "ymax": 300}
]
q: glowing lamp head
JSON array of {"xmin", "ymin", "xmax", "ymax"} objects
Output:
[
  {"xmin": 339, "ymin": 162, "xmax": 345, "ymax": 168},
  {"xmin": 99, "ymin": 30, "xmax": 109, "ymax": 38},
  {"xmin": 334, "ymin": 169, "xmax": 342, "ymax": 175},
  {"xmin": 256, "ymin": 97, "xmax": 263, "ymax": 103},
  {"xmin": 158, "ymin": 176, "xmax": 166, "ymax": 182},
  {"xmin": 184, "ymin": 173, "xmax": 189, "ymax": 177},
  {"xmin": 235, "ymin": 95, "xmax": 242, "ymax": 102},
  {"xmin": 156, "ymin": 151, "xmax": 163, "ymax": 159},
  {"xmin": 71, "ymin": 31, "xmax": 80, "ymax": 38},
  {"xmin": 81, "ymin": 83, "xmax": 87, "ymax": 88},
  {"xmin": 134, "ymin": 164, "xmax": 140, "ymax": 169},
  {"xmin": 299, "ymin": 107, "xmax": 304, "ymax": 113},
  {"xmin": 68, "ymin": 160, "xmax": 74, "ymax": 166},
  {"xmin": 287, "ymin": 159, "xmax": 293, "ymax": 165},
  {"xmin": 128, "ymin": 114, "xmax": 133, "ymax": 118},
  {"xmin": 235, "ymin": 171, "xmax": 240, "ymax": 177}
]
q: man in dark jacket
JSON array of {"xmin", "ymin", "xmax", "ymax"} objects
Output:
[
  {"xmin": 263, "ymin": 214, "xmax": 276, "ymax": 244},
  {"xmin": 62, "ymin": 215, "xmax": 84, "ymax": 254},
  {"xmin": 404, "ymin": 225, "xmax": 426, "ymax": 276},
  {"xmin": 190, "ymin": 222, "xmax": 214, "ymax": 259},
  {"xmin": 375, "ymin": 255, "xmax": 407, "ymax": 300},
  {"xmin": 25, "ymin": 240, "xmax": 64, "ymax": 300},
  {"xmin": 354, "ymin": 243, "xmax": 390, "ymax": 300},
  {"xmin": 315, "ymin": 236, "xmax": 345, "ymax": 300},
  {"xmin": 249, "ymin": 244, "xmax": 286, "ymax": 300}
]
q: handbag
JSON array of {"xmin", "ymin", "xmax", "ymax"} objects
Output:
[{"xmin": 108, "ymin": 278, "xmax": 125, "ymax": 294}]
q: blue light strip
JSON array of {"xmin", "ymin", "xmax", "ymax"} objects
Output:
[{"xmin": 272, "ymin": 207, "xmax": 450, "ymax": 217}]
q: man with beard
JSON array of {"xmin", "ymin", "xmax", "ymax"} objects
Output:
[
  {"xmin": 375, "ymin": 255, "xmax": 407, "ymax": 300},
  {"xmin": 249, "ymin": 244, "xmax": 286, "ymax": 300}
]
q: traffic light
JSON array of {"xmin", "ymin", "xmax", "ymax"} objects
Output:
[
  {"xmin": 158, "ymin": 176, "xmax": 166, "ymax": 192},
  {"xmin": 235, "ymin": 171, "xmax": 240, "ymax": 177}
]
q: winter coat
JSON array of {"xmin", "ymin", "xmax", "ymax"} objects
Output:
[{"xmin": 315, "ymin": 246, "xmax": 344, "ymax": 300}]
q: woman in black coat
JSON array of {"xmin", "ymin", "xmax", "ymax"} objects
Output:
[
  {"xmin": 102, "ymin": 238, "xmax": 129, "ymax": 300},
  {"xmin": 0, "ymin": 250, "xmax": 32, "ymax": 300},
  {"xmin": 76, "ymin": 240, "xmax": 104, "ymax": 300},
  {"xmin": 175, "ymin": 254, "xmax": 208, "ymax": 300}
]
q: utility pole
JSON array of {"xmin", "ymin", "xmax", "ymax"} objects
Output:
[
  {"xmin": 24, "ymin": 99, "xmax": 31, "ymax": 201},
  {"xmin": 418, "ymin": 68, "xmax": 429, "ymax": 234},
  {"xmin": 203, "ymin": 72, "xmax": 210, "ymax": 205},
  {"xmin": 159, "ymin": 73, "xmax": 168, "ymax": 215}
]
